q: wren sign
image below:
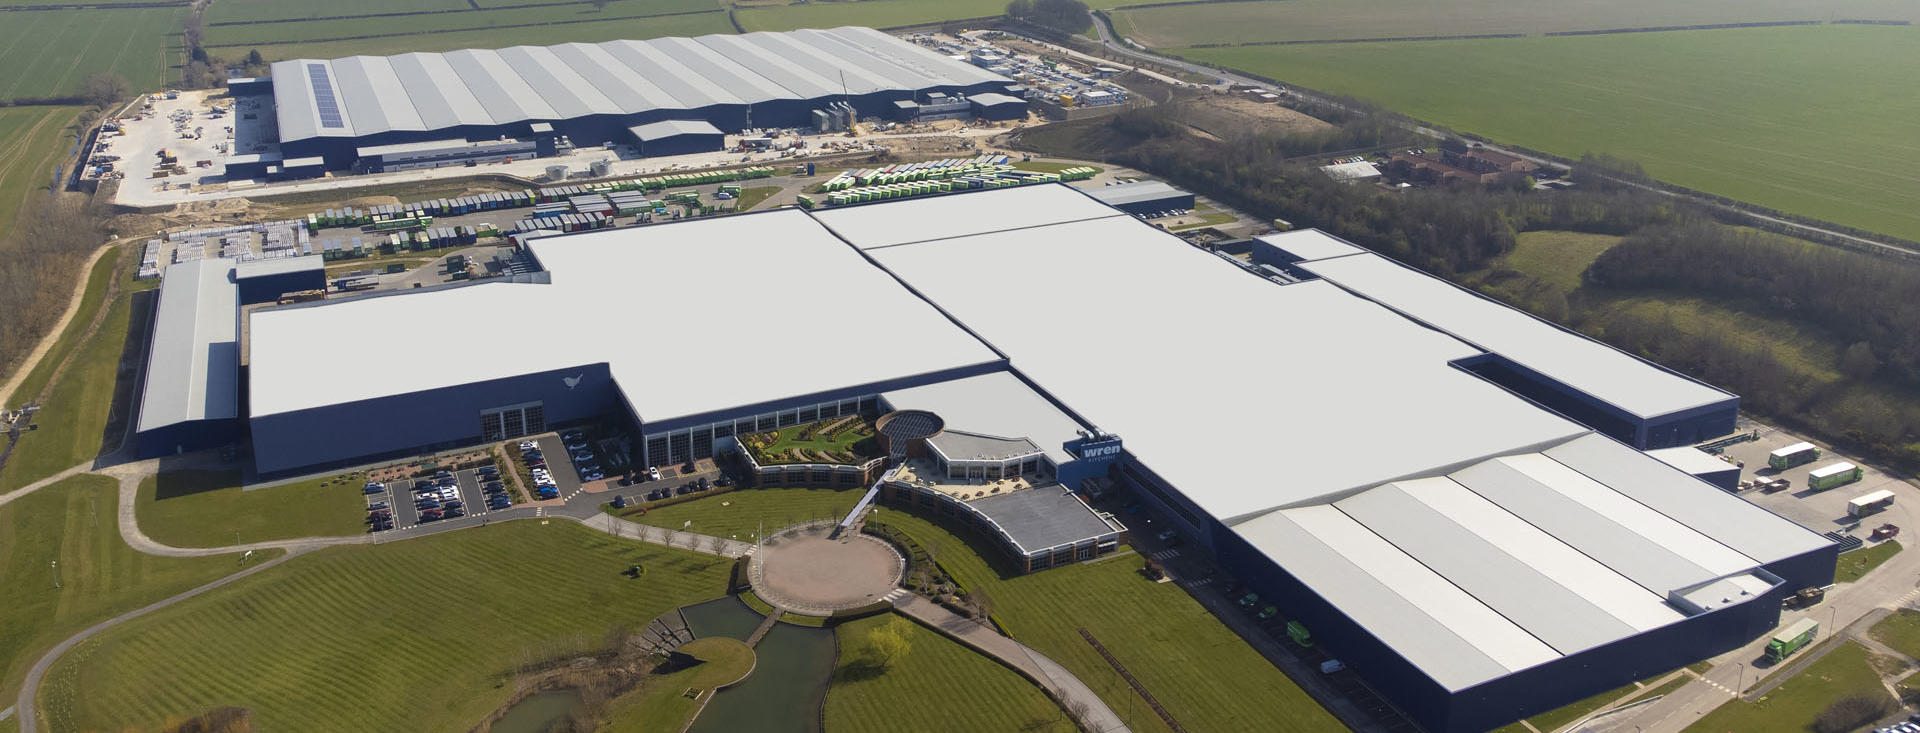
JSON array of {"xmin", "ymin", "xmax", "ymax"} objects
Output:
[{"xmin": 1059, "ymin": 433, "xmax": 1125, "ymax": 488}]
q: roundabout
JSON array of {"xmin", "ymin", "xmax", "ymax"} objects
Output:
[{"xmin": 748, "ymin": 523, "xmax": 905, "ymax": 616}]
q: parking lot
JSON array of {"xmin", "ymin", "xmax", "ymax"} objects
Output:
[
  {"xmin": 1718, "ymin": 420, "xmax": 1913, "ymax": 537},
  {"xmin": 363, "ymin": 462, "xmax": 517, "ymax": 531}
]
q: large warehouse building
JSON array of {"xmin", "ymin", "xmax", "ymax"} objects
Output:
[
  {"xmin": 135, "ymin": 184, "xmax": 1833, "ymax": 732},
  {"xmin": 256, "ymin": 27, "xmax": 1022, "ymax": 169}
]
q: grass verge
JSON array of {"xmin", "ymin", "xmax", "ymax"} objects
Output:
[
  {"xmin": 1868, "ymin": 608, "xmax": 1920, "ymax": 660},
  {"xmin": 37, "ymin": 520, "xmax": 731, "ymax": 733},
  {"xmin": 0, "ymin": 248, "xmax": 133, "ymax": 494},
  {"xmin": 600, "ymin": 636, "xmax": 755, "ymax": 733},
  {"xmin": 825, "ymin": 614, "xmax": 1072, "ymax": 733},
  {"xmin": 136, "ymin": 469, "xmax": 369, "ymax": 548},
  {"xmin": 1837, "ymin": 541, "xmax": 1902, "ymax": 583},
  {"xmin": 1684, "ymin": 641, "xmax": 1894, "ymax": 733},
  {"xmin": 0, "ymin": 474, "xmax": 262, "ymax": 704},
  {"xmin": 623, "ymin": 486, "xmax": 861, "ymax": 543}
]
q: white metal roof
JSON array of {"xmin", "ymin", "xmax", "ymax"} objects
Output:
[
  {"xmin": 247, "ymin": 210, "xmax": 1002, "ymax": 421},
  {"xmin": 879, "ymin": 371, "xmax": 1086, "ymax": 464},
  {"xmin": 629, "ymin": 119, "xmax": 723, "ymax": 140},
  {"xmin": 1319, "ymin": 161, "xmax": 1382, "ymax": 181},
  {"xmin": 1810, "ymin": 462, "xmax": 1859, "ymax": 479},
  {"xmin": 273, "ymin": 27, "xmax": 1008, "ymax": 144},
  {"xmin": 1301, "ymin": 253, "xmax": 1734, "ymax": 419},
  {"xmin": 1772, "ymin": 441, "xmax": 1818, "ymax": 458},
  {"xmin": 138, "ymin": 260, "xmax": 239, "ymax": 432},
  {"xmin": 852, "ymin": 188, "xmax": 1588, "ymax": 521},
  {"xmin": 1644, "ymin": 446, "xmax": 1738, "ymax": 477},
  {"xmin": 1084, "ymin": 180, "xmax": 1189, "ymax": 208},
  {"xmin": 1254, "ymin": 229, "xmax": 1364, "ymax": 262},
  {"xmin": 234, "ymin": 255, "xmax": 324, "ymax": 280}
]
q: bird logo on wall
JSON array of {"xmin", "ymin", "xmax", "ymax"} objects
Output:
[{"xmin": 563, "ymin": 374, "xmax": 584, "ymax": 390}]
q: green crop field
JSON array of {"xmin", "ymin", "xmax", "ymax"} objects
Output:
[
  {"xmin": 1109, "ymin": 0, "xmax": 1920, "ymax": 48},
  {"xmin": 0, "ymin": 106, "xmax": 78, "ymax": 237},
  {"xmin": 36, "ymin": 520, "xmax": 732, "ymax": 733},
  {"xmin": 0, "ymin": 474, "xmax": 257, "ymax": 705},
  {"xmin": 738, "ymin": 0, "xmax": 1135, "ymax": 33},
  {"xmin": 825, "ymin": 615, "xmax": 1072, "ymax": 733},
  {"xmin": 137, "ymin": 469, "xmax": 371, "ymax": 548},
  {"xmin": 209, "ymin": 0, "xmax": 472, "ymax": 23},
  {"xmin": 0, "ymin": 8, "xmax": 185, "ymax": 100},
  {"xmin": 206, "ymin": 0, "xmax": 722, "ymax": 48},
  {"xmin": 0, "ymin": 249, "xmax": 134, "ymax": 494},
  {"xmin": 1180, "ymin": 26, "xmax": 1920, "ymax": 242},
  {"xmin": 222, "ymin": 10, "xmax": 733, "ymax": 61}
]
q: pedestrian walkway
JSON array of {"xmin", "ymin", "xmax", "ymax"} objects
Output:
[{"xmin": 892, "ymin": 594, "xmax": 1130, "ymax": 733}]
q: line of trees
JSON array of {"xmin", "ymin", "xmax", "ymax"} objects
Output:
[
  {"xmin": 0, "ymin": 191, "xmax": 112, "ymax": 391},
  {"xmin": 1007, "ymin": 0, "xmax": 1092, "ymax": 35}
]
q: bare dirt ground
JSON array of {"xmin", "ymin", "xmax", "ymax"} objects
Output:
[{"xmin": 1179, "ymin": 94, "xmax": 1335, "ymax": 139}]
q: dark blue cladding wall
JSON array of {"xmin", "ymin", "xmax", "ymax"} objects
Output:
[
  {"xmin": 1455, "ymin": 354, "xmax": 1739, "ymax": 449},
  {"xmin": 237, "ymin": 270, "xmax": 326, "ymax": 306},
  {"xmin": 137, "ymin": 418, "xmax": 240, "ymax": 458},
  {"xmin": 250, "ymin": 363, "xmax": 615, "ymax": 477},
  {"xmin": 636, "ymin": 133, "xmax": 724, "ymax": 158}
]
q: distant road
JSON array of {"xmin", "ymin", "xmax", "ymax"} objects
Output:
[{"xmin": 1070, "ymin": 13, "xmax": 1915, "ymax": 258}]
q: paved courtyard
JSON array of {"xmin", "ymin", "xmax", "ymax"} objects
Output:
[{"xmin": 750, "ymin": 525, "xmax": 903, "ymax": 615}]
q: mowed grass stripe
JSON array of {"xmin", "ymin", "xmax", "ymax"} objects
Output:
[
  {"xmin": 827, "ymin": 615, "xmax": 1072, "ymax": 732},
  {"xmin": 41, "ymin": 521, "xmax": 731, "ymax": 732}
]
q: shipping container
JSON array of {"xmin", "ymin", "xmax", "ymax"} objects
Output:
[
  {"xmin": 1809, "ymin": 462, "xmax": 1864, "ymax": 491},
  {"xmin": 1848, "ymin": 489, "xmax": 1896, "ymax": 517}
]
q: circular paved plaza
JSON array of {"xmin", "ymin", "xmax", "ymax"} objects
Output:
[{"xmin": 750, "ymin": 525, "xmax": 904, "ymax": 615}]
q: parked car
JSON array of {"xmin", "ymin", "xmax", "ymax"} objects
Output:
[
  {"xmin": 368, "ymin": 502, "xmax": 388, "ymax": 511},
  {"xmin": 697, "ymin": 477, "xmax": 710, "ymax": 491},
  {"xmin": 363, "ymin": 483, "xmax": 385, "ymax": 495},
  {"xmin": 647, "ymin": 466, "xmax": 662, "ymax": 482},
  {"xmin": 420, "ymin": 510, "xmax": 443, "ymax": 521}
]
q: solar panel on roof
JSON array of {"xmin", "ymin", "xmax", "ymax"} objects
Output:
[{"xmin": 308, "ymin": 64, "xmax": 345, "ymax": 129}]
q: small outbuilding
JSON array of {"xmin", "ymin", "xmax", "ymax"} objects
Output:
[{"xmin": 629, "ymin": 120, "xmax": 725, "ymax": 158}]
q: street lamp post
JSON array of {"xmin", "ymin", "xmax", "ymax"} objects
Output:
[{"xmin": 1736, "ymin": 661, "xmax": 1746, "ymax": 696}]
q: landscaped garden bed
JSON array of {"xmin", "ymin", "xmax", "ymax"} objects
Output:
[{"xmin": 740, "ymin": 415, "xmax": 882, "ymax": 466}]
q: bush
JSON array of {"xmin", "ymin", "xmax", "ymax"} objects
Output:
[{"xmin": 1813, "ymin": 695, "xmax": 1893, "ymax": 733}]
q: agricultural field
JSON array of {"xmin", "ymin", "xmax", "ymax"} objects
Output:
[
  {"xmin": 212, "ymin": 10, "xmax": 734, "ymax": 61},
  {"xmin": 0, "ymin": 7, "xmax": 185, "ymax": 100},
  {"xmin": 0, "ymin": 106, "xmax": 80, "ymax": 236},
  {"xmin": 1180, "ymin": 26, "xmax": 1920, "ymax": 242},
  {"xmin": 1108, "ymin": 0, "xmax": 1920, "ymax": 48},
  {"xmin": 35, "ymin": 521, "xmax": 732, "ymax": 733},
  {"xmin": 206, "ymin": 0, "xmax": 721, "ymax": 47},
  {"xmin": 737, "ymin": 0, "xmax": 1136, "ymax": 33},
  {"xmin": 0, "ymin": 474, "xmax": 258, "ymax": 705},
  {"xmin": 824, "ymin": 615, "xmax": 1073, "ymax": 733}
]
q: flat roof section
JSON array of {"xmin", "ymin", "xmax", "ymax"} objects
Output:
[
  {"xmin": 629, "ymin": 119, "xmax": 723, "ymax": 140},
  {"xmin": 968, "ymin": 485, "xmax": 1121, "ymax": 554},
  {"xmin": 1301, "ymin": 253, "xmax": 1733, "ymax": 419},
  {"xmin": 1644, "ymin": 446, "xmax": 1739, "ymax": 476},
  {"xmin": 879, "ymin": 371, "xmax": 1085, "ymax": 464},
  {"xmin": 1254, "ymin": 229, "xmax": 1364, "ymax": 262},
  {"xmin": 858, "ymin": 204, "xmax": 1587, "ymax": 521},
  {"xmin": 1085, "ymin": 180, "xmax": 1190, "ymax": 208},
  {"xmin": 138, "ymin": 260, "xmax": 240, "ymax": 432},
  {"xmin": 248, "ymin": 210, "xmax": 1002, "ymax": 421},
  {"xmin": 811, "ymin": 183, "xmax": 1124, "ymax": 250}
]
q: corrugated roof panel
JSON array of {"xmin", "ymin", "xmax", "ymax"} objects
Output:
[
  {"xmin": 444, "ymin": 49, "xmax": 558, "ymax": 124},
  {"xmin": 1388, "ymin": 478, "xmax": 1685, "ymax": 632},
  {"xmin": 137, "ymin": 260, "xmax": 239, "ymax": 432},
  {"xmin": 694, "ymin": 33, "xmax": 843, "ymax": 98},
  {"xmin": 1339, "ymin": 482, "xmax": 1642, "ymax": 655},
  {"xmin": 1546, "ymin": 434, "xmax": 1833, "ymax": 564},
  {"xmin": 548, "ymin": 42, "xmax": 682, "ymax": 113},
  {"xmin": 328, "ymin": 56, "xmax": 424, "ymax": 134},
  {"xmin": 497, "ymin": 45, "xmax": 621, "ymax": 119},
  {"xmin": 389, "ymin": 52, "xmax": 491, "ymax": 129},
  {"xmin": 738, "ymin": 31, "xmax": 897, "ymax": 94},
  {"xmin": 1287, "ymin": 506, "xmax": 1560, "ymax": 675},
  {"xmin": 821, "ymin": 26, "xmax": 1002, "ymax": 86},
  {"xmin": 600, "ymin": 39, "xmax": 735, "ymax": 108},
  {"xmin": 793, "ymin": 28, "xmax": 943, "ymax": 90},
  {"xmin": 1452, "ymin": 455, "xmax": 1738, "ymax": 594},
  {"xmin": 647, "ymin": 35, "xmax": 797, "ymax": 104}
]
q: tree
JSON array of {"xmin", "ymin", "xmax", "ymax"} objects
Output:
[
  {"xmin": 1842, "ymin": 341, "xmax": 1880, "ymax": 379},
  {"xmin": 1007, "ymin": 0, "xmax": 1090, "ymax": 35},
  {"xmin": 1812, "ymin": 695, "xmax": 1892, "ymax": 733},
  {"xmin": 589, "ymin": 0, "xmax": 611, "ymax": 9},
  {"xmin": 859, "ymin": 619, "xmax": 912, "ymax": 670},
  {"xmin": 245, "ymin": 49, "xmax": 264, "ymax": 67},
  {"xmin": 82, "ymin": 73, "xmax": 131, "ymax": 108},
  {"xmin": 969, "ymin": 586, "xmax": 996, "ymax": 625}
]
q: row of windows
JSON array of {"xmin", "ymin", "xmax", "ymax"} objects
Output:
[
  {"xmin": 480, "ymin": 403, "xmax": 546, "ymax": 442},
  {"xmin": 641, "ymin": 396, "xmax": 881, "ymax": 465}
]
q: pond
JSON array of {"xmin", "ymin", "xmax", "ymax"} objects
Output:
[
  {"xmin": 687, "ymin": 622, "xmax": 837, "ymax": 733},
  {"xmin": 488, "ymin": 689, "xmax": 586, "ymax": 733},
  {"xmin": 677, "ymin": 596, "xmax": 838, "ymax": 733}
]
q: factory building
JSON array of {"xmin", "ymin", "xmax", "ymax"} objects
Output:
[
  {"xmin": 627, "ymin": 120, "xmax": 725, "ymax": 158},
  {"xmin": 141, "ymin": 184, "xmax": 1832, "ymax": 732},
  {"xmin": 261, "ymin": 27, "xmax": 1023, "ymax": 170},
  {"xmin": 1086, "ymin": 180, "xmax": 1194, "ymax": 217}
]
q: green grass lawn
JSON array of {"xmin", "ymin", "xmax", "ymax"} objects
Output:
[
  {"xmin": 601, "ymin": 636, "xmax": 755, "ymax": 733},
  {"xmin": 825, "ymin": 614, "xmax": 1072, "ymax": 733},
  {"xmin": 1837, "ymin": 541, "xmax": 1902, "ymax": 583},
  {"xmin": 734, "ymin": 185, "xmax": 781, "ymax": 211},
  {"xmin": 0, "ymin": 249, "xmax": 134, "ymax": 494},
  {"xmin": 1869, "ymin": 608, "xmax": 1920, "ymax": 659},
  {"xmin": 612, "ymin": 486, "xmax": 1337, "ymax": 730},
  {"xmin": 1493, "ymin": 230, "xmax": 1623, "ymax": 296},
  {"xmin": 37, "ymin": 520, "xmax": 732, "ymax": 733},
  {"xmin": 1011, "ymin": 161, "xmax": 1103, "ymax": 176},
  {"xmin": 1109, "ymin": 0, "xmax": 1920, "ymax": 47},
  {"xmin": 0, "ymin": 474, "xmax": 259, "ymax": 705},
  {"xmin": 0, "ymin": 8, "xmax": 184, "ymax": 100},
  {"xmin": 864, "ymin": 504, "xmax": 1340, "ymax": 733},
  {"xmin": 1180, "ymin": 26, "xmax": 1920, "ymax": 243},
  {"xmin": 619, "ymin": 486, "xmax": 863, "ymax": 542},
  {"xmin": 136, "ymin": 469, "xmax": 370, "ymax": 548},
  {"xmin": 1685, "ymin": 641, "xmax": 1894, "ymax": 733}
]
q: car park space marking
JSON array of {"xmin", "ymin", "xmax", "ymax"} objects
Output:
[{"xmin": 1149, "ymin": 549, "xmax": 1182, "ymax": 561}]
